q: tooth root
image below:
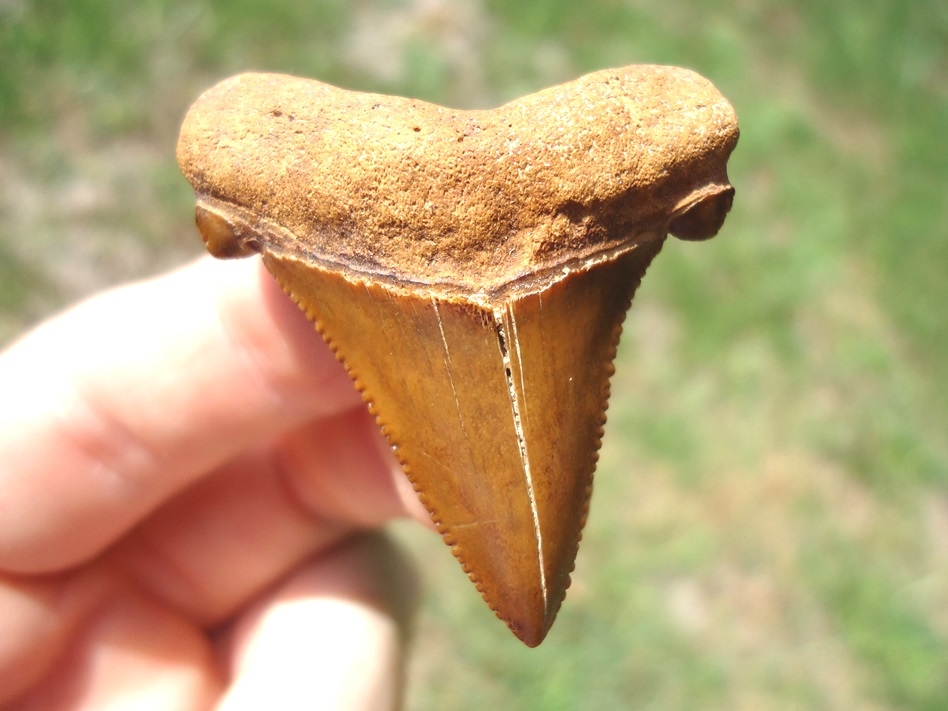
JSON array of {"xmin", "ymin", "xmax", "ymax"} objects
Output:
[{"xmin": 262, "ymin": 240, "xmax": 664, "ymax": 646}]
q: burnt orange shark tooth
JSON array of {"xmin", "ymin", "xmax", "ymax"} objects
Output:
[{"xmin": 177, "ymin": 65, "xmax": 739, "ymax": 646}]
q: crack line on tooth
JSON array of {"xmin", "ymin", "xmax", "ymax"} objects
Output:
[
  {"xmin": 421, "ymin": 449, "xmax": 454, "ymax": 476},
  {"xmin": 433, "ymin": 298, "xmax": 468, "ymax": 447},
  {"xmin": 497, "ymin": 305, "xmax": 548, "ymax": 613},
  {"xmin": 509, "ymin": 303, "xmax": 530, "ymax": 439}
]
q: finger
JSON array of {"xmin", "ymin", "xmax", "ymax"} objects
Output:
[
  {"xmin": 0, "ymin": 573, "xmax": 81, "ymax": 706},
  {"xmin": 108, "ymin": 406, "xmax": 431, "ymax": 626},
  {"xmin": 0, "ymin": 256, "xmax": 365, "ymax": 573},
  {"xmin": 215, "ymin": 533, "xmax": 417, "ymax": 711},
  {"xmin": 2, "ymin": 569, "xmax": 222, "ymax": 711}
]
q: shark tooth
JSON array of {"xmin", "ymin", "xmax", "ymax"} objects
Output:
[{"xmin": 177, "ymin": 65, "xmax": 739, "ymax": 646}]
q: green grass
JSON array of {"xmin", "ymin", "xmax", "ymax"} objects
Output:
[{"xmin": 2, "ymin": 0, "xmax": 947, "ymax": 708}]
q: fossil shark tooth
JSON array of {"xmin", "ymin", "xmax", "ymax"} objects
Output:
[{"xmin": 177, "ymin": 65, "xmax": 739, "ymax": 646}]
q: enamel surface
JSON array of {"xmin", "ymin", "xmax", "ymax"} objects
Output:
[{"xmin": 261, "ymin": 238, "xmax": 663, "ymax": 645}]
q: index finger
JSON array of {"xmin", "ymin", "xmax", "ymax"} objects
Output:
[{"xmin": 0, "ymin": 256, "xmax": 364, "ymax": 573}]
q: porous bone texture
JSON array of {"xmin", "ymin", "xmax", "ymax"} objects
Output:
[{"xmin": 177, "ymin": 65, "xmax": 738, "ymax": 294}]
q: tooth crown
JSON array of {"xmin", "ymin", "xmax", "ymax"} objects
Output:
[{"xmin": 177, "ymin": 65, "xmax": 738, "ymax": 646}]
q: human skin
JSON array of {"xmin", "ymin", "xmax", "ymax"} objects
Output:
[{"xmin": 0, "ymin": 256, "xmax": 430, "ymax": 710}]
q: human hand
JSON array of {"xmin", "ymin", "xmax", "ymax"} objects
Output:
[{"xmin": 0, "ymin": 256, "xmax": 430, "ymax": 710}]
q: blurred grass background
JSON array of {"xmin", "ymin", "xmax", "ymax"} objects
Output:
[{"xmin": 2, "ymin": 0, "xmax": 947, "ymax": 708}]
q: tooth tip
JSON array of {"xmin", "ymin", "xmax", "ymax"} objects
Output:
[
  {"xmin": 509, "ymin": 600, "xmax": 565, "ymax": 647},
  {"xmin": 512, "ymin": 623, "xmax": 550, "ymax": 648},
  {"xmin": 476, "ymin": 565, "xmax": 568, "ymax": 647}
]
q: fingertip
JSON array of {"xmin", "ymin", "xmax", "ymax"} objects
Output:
[{"xmin": 217, "ymin": 533, "xmax": 418, "ymax": 711}]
